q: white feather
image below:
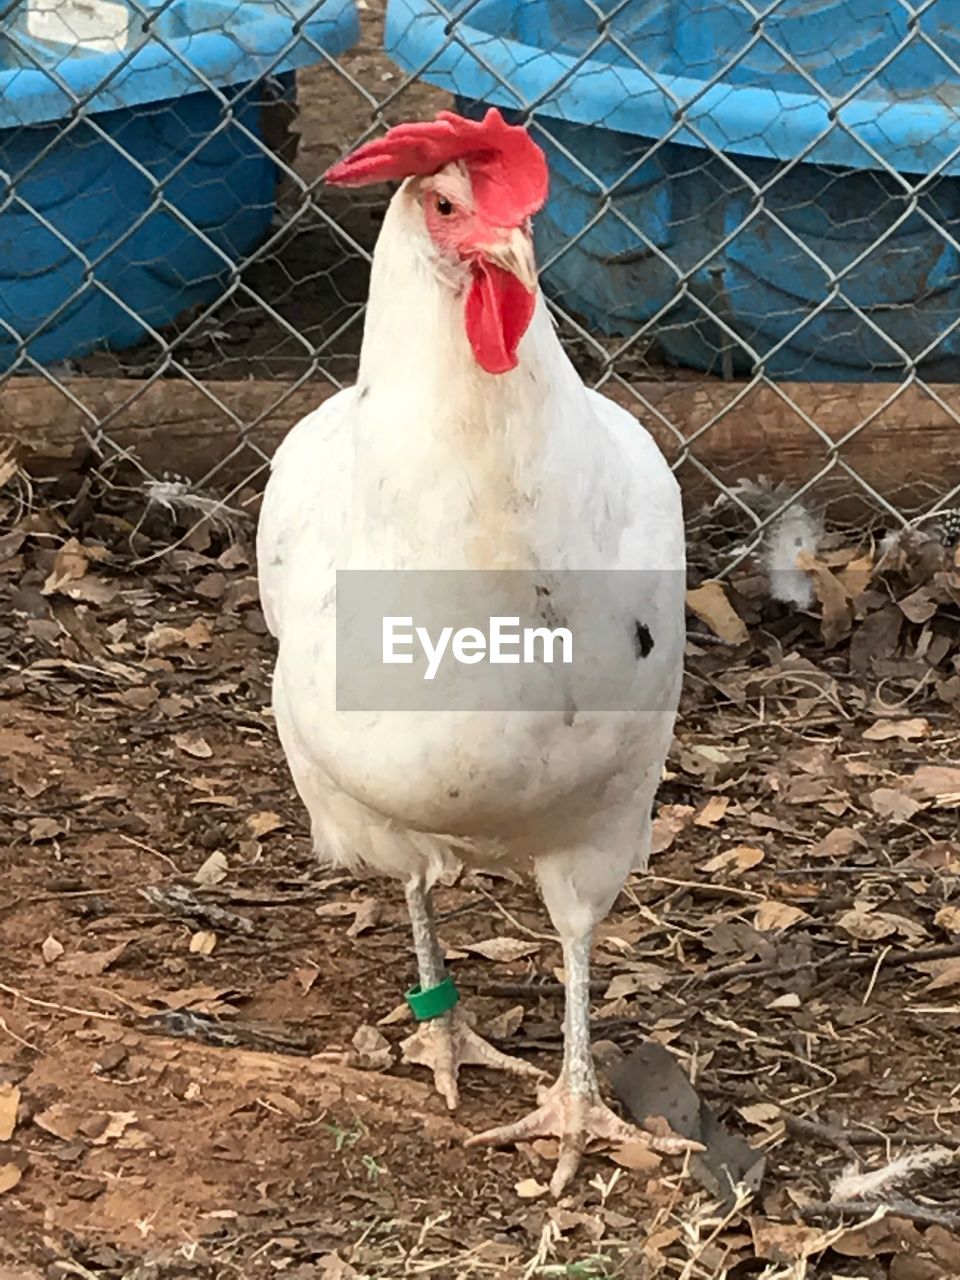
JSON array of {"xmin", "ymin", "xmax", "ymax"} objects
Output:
[{"xmin": 257, "ymin": 178, "xmax": 686, "ymax": 940}]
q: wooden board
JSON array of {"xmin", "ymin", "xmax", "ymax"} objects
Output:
[{"xmin": 3, "ymin": 374, "xmax": 958, "ymax": 514}]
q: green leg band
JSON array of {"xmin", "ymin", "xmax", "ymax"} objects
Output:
[{"xmin": 405, "ymin": 975, "xmax": 460, "ymax": 1021}]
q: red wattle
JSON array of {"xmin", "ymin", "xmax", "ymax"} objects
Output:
[{"xmin": 465, "ymin": 260, "xmax": 536, "ymax": 375}]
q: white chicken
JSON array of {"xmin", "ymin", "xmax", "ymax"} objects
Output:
[{"xmin": 257, "ymin": 109, "xmax": 687, "ymax": 1194}]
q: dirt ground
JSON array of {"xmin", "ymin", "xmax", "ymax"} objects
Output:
[{"xmin": 1, "ymin": 470, "xmax": 959, "ymax": 1278}]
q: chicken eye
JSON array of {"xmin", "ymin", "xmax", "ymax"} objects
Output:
[{"xmin": 435, "ymin": 195, "xmax": 454, "ymax": 217}]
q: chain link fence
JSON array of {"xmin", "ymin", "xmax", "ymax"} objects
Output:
[{"xmin": 2, "ymin": 0, "xmax": 960, "ymax": 571}]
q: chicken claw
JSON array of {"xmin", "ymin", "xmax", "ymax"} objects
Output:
[
  {"xmin": 401, "ymin": 1009, "xmax": 545, "ymax": 1110},
  {"xmin": 466, "ymin": 1077, "xmax": 698, "ymax": 1196}
]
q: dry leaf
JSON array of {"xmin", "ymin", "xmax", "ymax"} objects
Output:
[
  {"xmin": 838, "ymin": 904, "xmax": 925, "ymax": 942},
  {"xmin": 463, "ymin": 937, "xmax": 541, "ymax": 963},
  {"xmin": 754, "ymin": 900, "xmax": 809, "ymax": 932},
  {"xmin": 33, "ymin": 1104, "xmax": 80, "ymax": 1141},
  {"xmin": 739, "ymin": 1103, "xmax": 781, "ymax": 1126},
  {"xmin": 352, "ymin": 1024, "xmax": 393, "ymax": 1071},
  {"xmin": 175, "ymin": 732, "xmax": 213, "ymax": 760},
  {"xmin": 515, "ymin": 1177, "xmax": 549, "ymax": 1198},
  {"xmin": 810, "ymin": 827, "xmax": 866, "ymax": 859},
  {"xmin": 246, "ymin": 810, "xmax": 284, "ymax": 837},
  {"xmin": 194, "ymin": 851, "xmax": 229, "ymax": 886},
  {"xmin": 609, "ymin": 1141, "xmax": 663, "ymax": 1173},
  {"xmin": 862, "ymin": 717, "xmax": 930, "ymax": 741},
  {"xmin": 29, "ymin": 817, "xmax": 64, "ymax": 844},
  {"xmin": 377, "ymin": 1001, "xmax": 411, "ymax": 1026},
  {"xmin": 603, "ymin": 965, "xmax": 669, "ymax": 1000},
  {"xmin": 910, "ymin": 765, "xmax": 960, "ymax": 806},
  {"xmin": 0, "ymin": 1164, "xmax": 22, "ymax": 1195},
  {"xmin": 701, "ymin": 845, "xmax": 765, "ymax": 875},
  {"xmin": 924, "ymin": 959, "xmax": 960, "ymax": 992},
  {"xmin": 41, "ymin": 935, "xmax": 64, "ymax": 964},
  {"xmin": 145, "ymin": 619, "xmax": 213, "ymax": 653},
  {"xmin": 82, "ymin": 1111, "xmax": 138, "ymax": 1145},
  {"xmin": 315, "ymin": 902, "xmax": 358, "ymax": 920},
  {"xmin": 796, "ymin": 551, "xmax": 853, "ymax": 646},
  {"xmin": 686, "ymin": 581, "xmax": 748, "ymax": 645},
  {"xmin": 869, "ymin": 787, "xmax": 923, "ymax": 823},
  {"xmin": 934, "ymin": 905, "xmax": 960, "ymax": 934},
  {"xmin": 61, "ymin": 941, "xmax": 127, "ymax": 977},
  {"xmin": 42, "ymin": 538, "xmax": 89, "ymax": 595},
  {"xmin": 650, "ymin": 804, "xmax": 694, "ymax": 854},
  {"xmin": 189, "ymin": 931, "xmax": 217, "ymax": 955},
  {"xmin": 483, "ymin": 1005, "xmax": 525, "ymax": 1039},
  {"xmin": 346, "ymin": 898, "xmax": 381, "ymax": 938},
  {"xmin": 694, "ymin": 795, "xmax": 730, "ymax": 827},
  {"xmin": 0, "ymin": 1084, "xmax": 19, "ymax": 1142}
]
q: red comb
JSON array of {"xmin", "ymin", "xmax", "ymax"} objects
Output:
[{"xmin": 324, "ymin": 108, "xmax": 548, "ymax": 224}]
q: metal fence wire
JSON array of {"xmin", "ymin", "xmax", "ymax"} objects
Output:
[{"xmin": 2, "ymin": 0, "xmax": 960, "ymax": 570}]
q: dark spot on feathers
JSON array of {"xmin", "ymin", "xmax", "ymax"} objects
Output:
[
  {"xmin": 633, "ymin": 621, "xmax": 654, "ymax": 660},
  {"xmin": 359, "ymin": 384, "xmax": 370, "ymax": 401}
]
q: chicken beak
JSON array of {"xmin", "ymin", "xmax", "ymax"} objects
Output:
[{"xmin": 481, "ymin": 226, "xmax": 538, "ymax": 293}]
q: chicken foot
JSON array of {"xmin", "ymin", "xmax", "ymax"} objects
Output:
[
  {"xmin": 400, "ymin": 875, "xmax": 544, "ymax": 1109},
  {"xmin": 466, "ymin": 931, "xmax": 695, "ymax": 1195}
]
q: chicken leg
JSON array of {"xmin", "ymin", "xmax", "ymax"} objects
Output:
[
  {"xmin": 466, "ymin": 930, "xmax": 692, "ymax": 1195},
  {"xmin": 400, "ymin": 875, "xmax": 544, "ymax": 1109}
]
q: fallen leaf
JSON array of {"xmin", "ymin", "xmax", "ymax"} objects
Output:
[
  {"xmin": 295, "ymin": 966, "xmax": 320, "ymax": 995},
  {"xmin": 650, "ymin": 804, "xmax": 694, "ymax": 854},
  {"xmin": 838, "ymin": 903, "xmax": 925, "ymax": 942},
  {"xmin": 603, "ymin": 965, "xmax": 669, "ymax": 1000},
  {"xmin": 809, "ymin": 827, "xmax": 866, "ymax": 859},
  {"xmin": 796, "ymin": 551, "xmax": 853, "ymax": 646},
  {"xmin": 0, "ymin": 1084, "xmax": 19, "ymax": 1141},
  {"xmin": 175, "ymin": 732, "xmax": 213, "ymax": 760},
  {"xmin": 754, "ymin": 901, "xmax": 809, "ymax": 932},
  {"xmin": 29, "ymin": 817, "xmax": 64, "ymax": 844},
  {"xmin": 246, "ymin": 810, "xmax": 284, "ymax": 838},
  {"xmin": 515, "ymin": 1177, "xmax": 549, "ymax": 1198},
  {"xmin": 377, "ymin": 1001, "xmax": 411, "ymax": 1026},
  {"xmin": 315, "ymin": 902, "xmax": 358, "ymax": 920},
  {"xmin": 686, "ymin": 581, "xmax": 748, "ymax": 645},
  {"xmin": 145, "ymin": 619, "xmax": 213, "ymax": 653},
  {"xmin": 346, "ymin": 898, "xmax": 381, "ymax": 938},
  {"xmin": 910, "ymin": 765, "xmax": 960, "ymax": 806},
  {"xmin": 934, "ymin": 905, "xmax": 960, "ymax": 934},
  {"xmin": 0, "ymin": 1164, "xmax": 21, "ymax": 1195},
  {"xmin": 862, "ymin": 717, "xmax": 930, "ymax": 741},
  {"xmin": 924, "ymin": 959, "xmax": 960, "ymax": 992},
  {"xmin": 42, "ymin": 538, "xmax": 89, "ymax": 595},
  {"xmin": 899, "ymin": 586, "xmax": 938, "ymax": 624},
  {"xmin": 768, "ymin": 992, "xmax": 801, "ymax": 1010},
  {"xmin": 80, "ymin": 1111, "xmax": 137, "ymax": 1145},
  {"xmin": 318, "ymin": 1253, "xmax": 361, "ymax": 1280},
  {"xmin": 701, "ymin": 845, "xmax": 765, "ymax": 875},
  {"xmin": 694, "ymin": 795, "xmax": 730, "ymax": 828},
  {"xmin": 738, "ymin": 1103, "xmax": 781, "ymax": 1126},
  {"xmin": 463, "ymin": 937, "xmax": 541, "ymax": 963},
  {"xmin": 609, "ymin": 1141, "xmax": 662, "ymax": 1173},
  {"xmin": 61, "ymin": 941, "xmax": 127, "ymax": 977},
  {"xmin": 194, "ymin": 851, "xmax": 229, "ymax": 886},
  {"xmin": 41, "ymin": 935, "xmax": 64, "ymax": 964},
  {"xmin": 33, "ymin": 1103, "xmax": 81, "ymax": 1141},
  {"xmin": 869, "ymin": 787, "xmax": 923, "ymax": 823},
  {"xmin": 483, "ymin": 1005, "xmax": 525, "ymax": 1039},
  {"xmin": 352, "ymin": 1024, "xmax": 394, "ymax": 1071},
  {"xmin": 189, "ymin": 931, "xmax": 217, "ymax": 955}
]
